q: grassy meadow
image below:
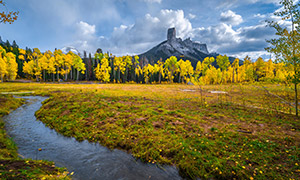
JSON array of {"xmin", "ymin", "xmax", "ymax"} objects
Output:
[{"xmin": 0, "ymin": 82, "xmax": 299, "ymax": 179}]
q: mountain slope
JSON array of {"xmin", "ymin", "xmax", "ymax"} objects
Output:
[{"xmin": 139, "ymin": 28, "xmax": 236, "ymax": 67}]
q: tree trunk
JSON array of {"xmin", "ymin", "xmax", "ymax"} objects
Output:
[
  {"xmin": 64, "ymin": 66, "xmax": 68, "ymax": 81},
  {"xmin": 295, "ymin": 82, "xmax": 298, "ymax": 116},
  {"xmin": 53, "ymin": 73, "xmax": 55, "ymax": 82},
  {"xmin": 118, "ymin": 68, "xmax": 120, "ymax": 83},
  {"xmin": 43, "ymin": 70, "xmax": 46, "ymax": 82},
  {"xmin": 57, "ymin": 67, "xmax": 59, "ymax": 81},
  {"xmin": 0, "ymin": 74, "xmax": 3, "ymax": 83},
  {"xmin": 77, "ymin": 69, "xmax": 79, "ymax": 81},
  {"xmin": 170, "ymin": 70, "xmax": 173, "ymax": 83},
  {"xmin": 232, "ymin": 69, "xmax": 235, "ymax": 83},
  {"xmin": 159, "ymin": 72, "xmax": 161, "ymax": 84}
]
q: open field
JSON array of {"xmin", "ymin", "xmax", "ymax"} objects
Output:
[{"xmin": 0, "ymin": 82, "xmax": 299, "ymax": 179}]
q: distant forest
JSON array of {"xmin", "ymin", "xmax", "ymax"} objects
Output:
[{"xmin": 0, "ymin": 38, "xmax": 294, "ymax": 84}]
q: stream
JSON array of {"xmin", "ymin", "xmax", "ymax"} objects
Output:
[{"xmin": 3, "ymin": 96, "xmax": 181, "ymax": 180}]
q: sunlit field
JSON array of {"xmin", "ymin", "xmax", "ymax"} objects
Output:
[{"xmin": 0, "ymin": 82, "xmax": 299, "ymax": 179}]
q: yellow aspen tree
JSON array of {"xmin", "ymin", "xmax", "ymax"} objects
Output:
[
  {"xmin": 232, "ymin": 58, "xmax": 239, "ymax": 83},
  {"xmin": 61, "ymin": 53, "xmax": 73, "ymax": 81},
  {"xmin": 143, "ymin": 64, "xmax": 154, "ymax": 84},
  {"xmin": 164, "ymin": 56, "xmax": 178, "ymax": 83},
  {"xmin": 204, "ymin": 66, "xmax": 222, "ymax": 85},
  {"xmin": 23, "ymin": 60, "xmax": 35, "ymax": 79},
  {"xmin": 0, "ymin": 46, "xmax": 7, "ymax": 81},
  {"xmin": 185, "ymin": 60, "xmax": 194, "ymax": 83},
  {"xmin": 226, "ymin": 66, "xmax": 234, "ymax": 83},
  {"xmin": 216, "ymin": 55, "xmax": 230, "ymax": 84},
  {"xmin": 274, "ymin": 62, "xmax": 285, "ymax": 82},
  {"xmin": 135, "ymin": 65, "xmax": 142, "ymax": 83},
  {"xmin": 193, "ymin": 61, "xmax": 202, "ymax": 85},
  {"xmin": 114, "ymin": 56, "xmax": 126, "ymax": 83},
  {"xmin": 5, "ymin": 52, "xmax": 18, "ymax": 80},
  {"xmin": 70, "ymin": 52, "xmax": 85, "ymax": 81},
  {"xmin": 54, "ymin": 49, "xmax": 64, "ymax": 81},
  {"xmin": 264, "ymin": 59, "xmax": 275, "ymax": 81},
  {"xmin": 155, "ymin": 59, "xmax": 165, "ymax": 83},
  {"xmin": 123, "ymin": 55, "xmax": 132, "ymax": 82},
  {"xmin": 178, "ymin": 59, "xmax": 187, "ymax": 83},
  {"xmin": 26, "ymin": 48, "xmax": 43, "ymax": 81},
  {"xmin": 48, "ymin": 56, "xmax": 56, "ymax": 82},
  {"xmin": 195, "ymin": 61, "xmax": 202, "ymax": 77},
  {"xmin": 238, "ymin": 65, "xmax": 245, "ymax": 82},
  {"xmin": 0, "ymin": 57, "xmax": 6, "ymax": 82},
  {"xmin": 18, "ymin": 48, "xmax": 26, "ymax": 61},
  {"xmin": 94, "ymin": 52, "xmax": 103, "ymax": 66},
  {"xmin": 254, "ymin": 57, "xmax": 266, "ymax": 81},
  {"xmin": 133, "ymin": 55, "xmax": 139, "ymax": 82},
  {"xmin": 242, "ymin": 56, "xmax": 255, "ymax": 82},
  {"xmin": 114, "ymin": 56, "xmax": 122, "ymax": 83},
  {"xmin": 39, "ymin": 54, "xmax": 49, "ymax": 81},
  {"xmin": 0, "ymin": 48, "xmax": 7, "ymax": 82},
  {"xmin": 95, "ymin": 57, "xmax": 111, "ymax": 83}
]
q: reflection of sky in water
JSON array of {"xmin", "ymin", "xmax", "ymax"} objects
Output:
[{"xmin": 4, "ymin": 96, "xmax": 181, "ymax": 180}]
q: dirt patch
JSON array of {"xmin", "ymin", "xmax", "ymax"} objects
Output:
[
  {"xmin": 171, "ymin": 120, "xmax": 184, "ymax": 126},
  {"xmin": 0, "ymin": 97, "xmax": 7, "ymax": 103},
  {"xmin": 60, "ymin": 109, "xmax": 71, "ymax": 117},
  {"xmin": 0, "ymin": 160, "xmax": 58, "ymax": 179},
  {"xmin": 0, "ymin": 142, "xmax": 6, "ymax": 149},
  {"xmin": 153, "ymin": 121, "xmax": 163, "ymax": 128}
]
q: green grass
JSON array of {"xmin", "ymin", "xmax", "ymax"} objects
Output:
[
  {"xmin": 0, "ymin": 82, "xmax": 299, "ymax": 179},
  {"xmin": 0, "ymin": 94, "xmax": 70, "ymax": 180}
]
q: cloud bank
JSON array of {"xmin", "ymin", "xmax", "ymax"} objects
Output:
[{"xmin": 71, "ymin": 8, "xmax": 276, "ymax": 60}]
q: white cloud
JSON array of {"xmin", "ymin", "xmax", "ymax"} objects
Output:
[
  {"xmin": 71, "ymin": 21, "xmax": 99, "ymax": 53},
  {"xmin": 220, "ymin": 10, "xmax": 243, "ymax": 26},
  {"xmin": 188, "ymin": 13, "xmax": 196, "ymax": 19},
  {"xmin": 254, "ymin": 13, "xmax": 266, "ymax": 18},
  {"xmin": 192, "ymin": 21, "xmax": 275, "ymax": 59},
  {"xmin": 77, "ymin": 21, "xmax": 96, "ymax": 36},
  {"xmin": 68, "ymin": 9, "xmax": 275, "ymax": 60},
  {"xmin": 217, "ymin": 0, "xmax": 280, "ymax": 9},
  {"xmin": 143, "ymin": 0, "xmax": 162, "ymax": 3},
  {"xmin": 107, "ymin": 9, "xmax": 193, "ymax": 54}
]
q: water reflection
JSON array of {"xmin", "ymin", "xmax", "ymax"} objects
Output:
[{"xmin": 4, "ymin": 96, "xmax": 181, "ymax": 180}]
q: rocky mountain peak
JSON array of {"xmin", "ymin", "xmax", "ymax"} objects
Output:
[
  {"xmin": 139, "ymin": 28, "xmax": 235, "ymax": 67},
  {"xmin": 167, "ymin": 28, "xmax": 176, "ymax": 41},
  {"xmin": 61, "ymin": 46, "xmax": 80, "ymax": 55}
]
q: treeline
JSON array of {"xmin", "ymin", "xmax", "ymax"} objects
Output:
[{"xmin": 0, "ymin": 40, "xmax": 294, "ymax": 84}]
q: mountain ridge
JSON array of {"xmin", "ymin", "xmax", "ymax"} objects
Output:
[{"xmin": 139, "ymin": 28, "xmax": 235, "ymax": 67}]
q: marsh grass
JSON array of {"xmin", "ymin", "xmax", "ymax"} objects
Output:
[{"xmin": 0, "ymin": 82, "xmax": 299, "ymax": 179}]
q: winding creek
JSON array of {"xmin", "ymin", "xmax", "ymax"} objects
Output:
[{"xmin": 3, "ymin": 96, "xmax": 181, "ymax": 180}]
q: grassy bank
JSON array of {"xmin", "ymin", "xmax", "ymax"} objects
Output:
[
  {"xmin": 0, "ymin": 82, "xmax": 299, "ymax": 179},
  {"xmin": 0, "ymin": 94, "xmax": 70, "ymax": 179}
]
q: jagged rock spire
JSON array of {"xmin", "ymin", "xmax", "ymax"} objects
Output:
[{"xmin": 167, "ymin": 27, "xmax": 176, "ymax": 41}]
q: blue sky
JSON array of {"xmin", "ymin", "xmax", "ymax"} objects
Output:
[{"xmin": 0, "ymin": 0, "xmax": 290, "ymax": 60}]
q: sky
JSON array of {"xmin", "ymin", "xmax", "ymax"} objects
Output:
[{"xmin": 0, "ymin": 0, "xmax": 292, "ymax": 60}]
